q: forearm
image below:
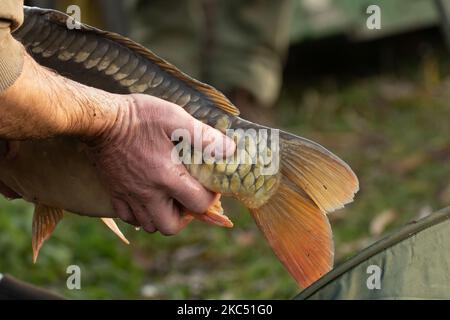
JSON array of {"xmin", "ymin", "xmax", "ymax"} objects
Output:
[{"xmin": 0, "ymin": 52, "xmax": 123, "ymax": 140}]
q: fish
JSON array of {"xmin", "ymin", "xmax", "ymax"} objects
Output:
[{"xmin": 1, "ymin": 6, "xmax": 359, "ymax": 288}]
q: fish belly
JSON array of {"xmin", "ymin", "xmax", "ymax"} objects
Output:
[{"xmin": 0, "ymin": 138, "xmax": 114, "ymax": 217}]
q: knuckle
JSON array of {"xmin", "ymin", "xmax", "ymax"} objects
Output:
[
  {"xmin": 135, "ymin": 204, "xmax": 157, "ymax": 233},
  {"xmin": 116, "ymin": 209, "xmax": 136, "ymax": 225},
  {"xmin": 139, "ymin": 99, "xmax": 167, "ymax": 124},
  {"xmin": 141, "ymin": 221, "xmax": 156, "ymax": 233}
]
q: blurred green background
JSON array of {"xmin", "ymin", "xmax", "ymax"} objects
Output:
[{"xmin": 2, "ymin": 0, "xmax": 450, "ymax": 299}]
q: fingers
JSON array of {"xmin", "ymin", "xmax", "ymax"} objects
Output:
[
  {"xmin": 117, "ymin": 193, "xmax": 192, "ymax": 235},
  {"xmin": 142, "ymin": 192, "xmax": 191, "ymax": 236},
  {"xmin": 162, "ymin": 104, "xmax": 236, "ymax": 159},
  {"xmin": 152, "ymin": 198, "xmax": 184, "ymax": 236},
  {"xmin": 129, "ymin": 202, "xmax": 156, "ymax": 233},
  {"xmin": 112, "ymin": 198, "xmax": 139, "ymax": 227},
  {"xmin": 161, "ymin": 162, "xmax": 217, "ymax": 214}
]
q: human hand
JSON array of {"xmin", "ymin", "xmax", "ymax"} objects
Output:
[{"xmin": 86, "ymin": 94, "xmax": 235, "ymax": 235}]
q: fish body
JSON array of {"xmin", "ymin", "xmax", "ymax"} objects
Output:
[{"xmin": 0, "ymin": 7, "xmax": 359, "ymax": 287}]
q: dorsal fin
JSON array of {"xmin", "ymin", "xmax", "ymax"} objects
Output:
[{"xmin": 40, "ymin": 8, "xmax": 240, "ymax": 116}]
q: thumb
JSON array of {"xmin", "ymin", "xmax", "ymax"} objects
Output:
[{"xmin": 164, "ymin": 104, "xmax": 236, "ymax": 159}]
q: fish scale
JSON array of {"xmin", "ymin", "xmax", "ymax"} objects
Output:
[{"xmin": 5, "ymin": 6, "xmax": 359, "ymax": 288}]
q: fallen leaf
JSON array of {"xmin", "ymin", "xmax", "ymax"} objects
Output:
[
  {"xmin": 370, "ymin": 209, "xmax": 397, "ymax": 236},
  {"xmin": 414, "ymin": 205, "xmax": 433, "ymax": 221}
]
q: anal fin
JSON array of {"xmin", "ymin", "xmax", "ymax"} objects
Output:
[
  {"xmin": 32, "ymin": 205, "xmax": 64, "ymax": 263},
  {"xmin": 101, "ymin": 218, "xmax": 130, "ymax": 245}
]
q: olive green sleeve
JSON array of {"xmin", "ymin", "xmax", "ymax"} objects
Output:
[{"xmin": 0, "ymin": 0, "xmax": 24, "ymax": 92}]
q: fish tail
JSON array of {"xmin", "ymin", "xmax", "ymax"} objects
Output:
[{"xmin": 250, "ymin": 132, "xmax": 359, "ymax": 288}]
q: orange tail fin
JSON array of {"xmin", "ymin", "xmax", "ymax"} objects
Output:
[
  {"xmin": 251, "ymin": 132, "xmax": 359, "ymax": 288},
  {"xmin": 250, "ymin": 184, "xmax": 333, "ymax": 288}
]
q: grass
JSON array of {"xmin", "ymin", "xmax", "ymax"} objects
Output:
[{"xmin": 0, "ymin": 47, "xmax": 449, "ymax": 299}]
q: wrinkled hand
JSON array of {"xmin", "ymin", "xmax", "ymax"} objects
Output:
[{"xmin": 86, "ymin": 94, "xmax": 235, "ymax": 235}]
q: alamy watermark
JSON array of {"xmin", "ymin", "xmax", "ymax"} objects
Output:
[
  {"xmin": 66, "ymin": 5, "xmax": 82, "ymax": 30},
  {"xmin": 366, "ymin": 264, "xmax": 382, "ymax": 290},
  {"xmin": 366, "ymin": 5, "xmax": 381, "ymax": 30},
  {"xmin": 66, "ymin": 265, "xmax": 81, "ymax": 290}
]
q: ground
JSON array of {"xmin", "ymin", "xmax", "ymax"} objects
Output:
[{"xmin": 0, "ymin": 34, "xmax": 449, "ymax": 299}]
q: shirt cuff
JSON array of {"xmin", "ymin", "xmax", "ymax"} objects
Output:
[{"xmin": 0, "ymin": 33, "xmax": 24, "ymax": 92}]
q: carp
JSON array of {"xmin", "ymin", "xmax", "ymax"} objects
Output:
[{"xmin": 0, "ymin": 7, "xmax": 359, "ymax": 288}]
